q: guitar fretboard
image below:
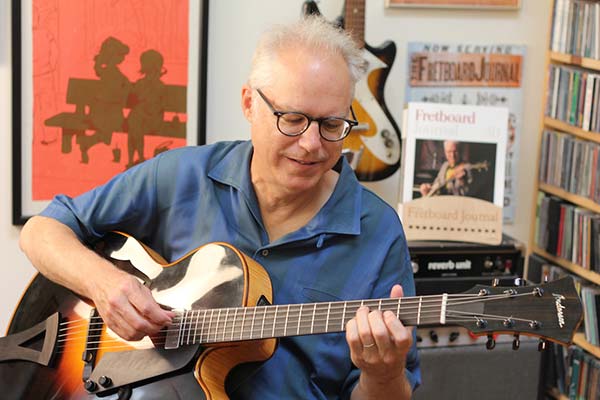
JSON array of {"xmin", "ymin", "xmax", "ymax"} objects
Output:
[
  {"xmin": 164, "ymin": 295, "xmax": 447, "ymax": 349},
  {"xmin": 345, "ymin": 0, "xmax": 365, "ymax": 48}
]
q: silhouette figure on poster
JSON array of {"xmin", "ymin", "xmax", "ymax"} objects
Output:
[
  {"xmin": 44, "ymin": 37, "xmax": 187, "ymax": 167},
  {"xmin": 126, "ymin": 50, "xmax": 168, "ymax": 168},
  {"xmin": 78, "ymin": 37, "xmax": 132, "ymax": 163}
]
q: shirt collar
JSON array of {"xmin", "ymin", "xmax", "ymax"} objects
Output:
[{"xmin": 208, "ymin": 140, "xmax": 361, "ymax": 238}]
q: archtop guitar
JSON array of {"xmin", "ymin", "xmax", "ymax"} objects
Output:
[{"xmin": 1, "ymin": 232, "xmax": 583, "ymax": 399}]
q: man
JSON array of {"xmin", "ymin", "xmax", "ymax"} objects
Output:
[
  {"xmin": 20, "ymin": 16, "xmax": 420, "ymax": 399},
  {"xmin": 419, "ymin": 140, "xmax": 472, "ymax": 197}
]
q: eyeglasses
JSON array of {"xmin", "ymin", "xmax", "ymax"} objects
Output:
[{"xmin": 256, "ymin": 88, "xmax": 358, "ymax": 142}]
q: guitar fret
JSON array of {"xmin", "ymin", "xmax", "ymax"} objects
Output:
[
  {"xmin": 297, "ymin": 304, "xmax": 303, "ymax": 335},
  {"xmin": 201, "ymin": 309, "xmax": 207, "ymax": 343},
  {"xmin": 417, "ymin": 297, "xmax": 422, "ymax": 325},
  {"xmin": 208, "ymin": 309, "xmax": 215, "ymax": 343},
  {"xmin": 223, "ymin": 308, "xmax": 229, "ymax": 342},
  {"xmin": 192, "ymin": 310, "xmax": 199, "ymax": 344},
  {"xmin": 284, "ymin": 305, "xmax": 290, "ymax": 337},
  {"xmin": 215, "ymin": 309, "xmax": 222, "ymax": 343},
  {"xmin": 341, "ymin": 302, "xmax": 347, "ymax": 330},
  {"xmin": 231, "ymin": 308, "xmax": 238, "ymax": 341},
  {"xmin": 240, "ymin": 308, "xmax": 247, "ymax": 341},
  {"xmin": 189, "ymin": 311, "xmax": 195, "ymax": 344},
  {"xmin": 441, "ymin": 294, "xmax": 448, "ymax": 324},
  {"xmin": 260, "ymin": 304, "xmax": 267, "ymax": 338},
  {"xmin": 311, "ymin": 303, "xmax": 317, "ymax": 334},
  {"xmin": 179, "ymin": 311, "xmax": 185, "ymax": 346},
  {"xmin": 325, "ymin": 303, "xmax": 331, "ymax": 333},
  {"xmin": 188, "ymin": 310, "xmax": 194, "ymax": 344},
  {"xmin": 271, "ymin": 306, "xmax": 278, "ymax": 337},
  {"xmin": 396, "ymin": 298, "xmax": 401, "ymax": 319},
  {"xmin": 250, "ymin": 307, "xmax": 257, "ymax": 339},
  {"xmin": 188, "ymin": 310, "xmax": 194, "ymax": 345}
]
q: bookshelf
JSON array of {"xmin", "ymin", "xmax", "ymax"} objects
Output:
[{"xmin": 530, "ymin": 0, "xmax": 600, "ymax": 398}]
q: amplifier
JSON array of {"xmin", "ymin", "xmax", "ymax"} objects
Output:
[{"xmin": 409, "ymin": 234, "xmax": 524, "ymax": 282}]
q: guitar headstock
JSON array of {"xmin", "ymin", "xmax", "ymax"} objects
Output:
[{"xmin": 447, "ymin": 277, "xmax": 583, "ymax": 346}]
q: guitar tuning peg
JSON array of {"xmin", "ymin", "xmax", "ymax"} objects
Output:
[
  {"xmin": 486, "ymin": 334, "xmax": 496, "ymax": 350},
  {"xmin": 491, "ymin": 278, "xmax": 500, "ymax": 287},
  {"xmin": 513, "ymin": 277, "xmax": 527, "ymax": 287},
  {"xmin": 538, "ymin": 339, "xmax": 548, "ymax": 352},
  {"xmin": 512, "ymin": 334, "xmax": 520, "ymax": 350}
]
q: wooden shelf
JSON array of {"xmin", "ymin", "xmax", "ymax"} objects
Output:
[
  {"xmin": 547, "ymin": 388, "xmax": 567, "ymax": 400},
  {"xmin": 544, "ymin": 117, "xmax": 600, "ymax": 144},
  {"xmin": 546, "ymin": 387, "xmax": 568, "ymax": 400},
  {"xmin": 537, "ymin": 4, "xmax": 600, "ymax": 397},
  {"xmin": 549, "ymin": 51, "xmax": 600, "ymax": 71},
  {"xmin": 574, "ymin": 333, "xmax": 600, "ymax": 358},
  {"xmin": 538, "ymin": 183, "xmax": 600, "ymax": 214},
  {"xmin": 531, "ymin": 245, "xmax": 600, "ymax": 286}
]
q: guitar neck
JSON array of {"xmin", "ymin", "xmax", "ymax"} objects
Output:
[
  {"xmin": 165, "ymin": 295, "xmax": 445, "ymax": 349},
  {"xmin": 344, "ymin": 0, "xmax": 366, "ymax": 48}
]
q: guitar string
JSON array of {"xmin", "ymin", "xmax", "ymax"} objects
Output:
[
  {"xmin": 54, "ymin": 291, "xmax": 536, "ymax": 342},
  {"xmin": 52, "ymin": 293, "xmax": 542, "ymax": 352},
  {"xmin": 54, "ymin": 296, "xmax": 483, "ymax": 342},
  {"xmin": 53, "ymin": 307, "xmax": 513, "ymax": 349},
  {"xmin": 53, "ymin": 294, "xmax": 539, "ymax": 350},
  {"xmin": 53, "ymin": 313, "xmax": 536, "ymax": 354},
  {"xmin": 52, "ymin": 314, "xmax": 508, "ymax": 353},
  {"xmin": 55, "ymin": 291, "xmax": 528, "ymax": 335}
]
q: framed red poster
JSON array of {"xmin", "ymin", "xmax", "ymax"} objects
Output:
[{"xmin": 12, "ymin": 0, "xmax": 209, "ymax": 224}]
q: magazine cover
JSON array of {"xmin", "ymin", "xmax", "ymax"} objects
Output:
[
  {"xmin": 399, "ymin": 102, "xmax": 507, "ymax": 244},
  {"xmin": 405, "ymin": 42, "xmax": 525, "ymax": 223},
  {"xmin": 402, "ymin": 102, "xmax": 507, "ymax": 204}
]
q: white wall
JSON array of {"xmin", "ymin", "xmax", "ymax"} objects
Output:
[
  {"xmin": 1, "ymin": 0, "xmax": 39, "ymax": 334},
  {"xmin": 0, "ymin": 0, "xmax": 551, "ymax": 333}
]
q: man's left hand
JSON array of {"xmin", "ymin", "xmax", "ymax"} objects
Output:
[{"xmin": 345, "ymin": 285, "xmax": 413, "ymax": 399}]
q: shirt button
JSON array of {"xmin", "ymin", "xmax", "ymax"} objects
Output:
[{"xmin": 261, "ymin": 249, "xmax": 269, "ymax": 257}]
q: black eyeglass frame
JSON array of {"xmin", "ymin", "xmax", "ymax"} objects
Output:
[{"xmin": 255, "ymin": 88, "xmax": 358, "ymax": 142}]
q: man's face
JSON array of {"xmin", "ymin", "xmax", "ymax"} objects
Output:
[
  {"xmin": 444, "ymin": 142, "xmax": 460, "ymax": 167},
  {"xmin": 243, "ymin": 47, "xmax": 353, "ymax": 195}
]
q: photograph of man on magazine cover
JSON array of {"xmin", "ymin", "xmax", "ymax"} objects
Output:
[{"xmin": 413, "ymin": 139, "xmax": 496, "ymax": 202}]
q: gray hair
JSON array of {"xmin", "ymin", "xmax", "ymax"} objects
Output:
[{"xmin": 248, "ymin": 15, "xmax": 367, "ymax": 90}]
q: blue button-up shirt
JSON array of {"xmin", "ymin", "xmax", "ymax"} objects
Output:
[{"xmin": 41, "ymin": 140, "xmax": 420, "ymax": 399}]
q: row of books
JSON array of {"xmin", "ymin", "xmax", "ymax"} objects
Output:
[
  {"xmin": 529, "ymin": 255, "xmax": 600, "ymax": 399},
  {"xmin": 582, "ymin": 285, "xmax": 600, "ymax": 346},
  {"xmin": 545, "ymin": 343, "xmax": 600, "ymax": 400},
  {"xmin": 529, "ymin": 256, "xmax": 599, "ymax": 346},
  {"xmin": 534, "ymin": 192, "xmax": 600, "ymax": 271},
  {"xmin": 546, "ymin": 64, "xmax": 600, "ymax": 132},
  {"xmin": 566, "ymin": 347, "xmax": 600, "ymax": 400},
  {"xmin": 550, "ymin": 0, "xmax": 600, "ymax": 60},
  {"xmin": 539, "ymin": 129, "xmax": 600, "ymax": 203},
  {"xmin": 530, "ymin": 254, "xmax": 600, "ymax": 343}
]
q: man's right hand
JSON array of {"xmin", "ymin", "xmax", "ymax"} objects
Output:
[
  {"xmin": 88, "ymin": 267, "xmax": 174, "ymax": 341},
  {"xmin": 19, "ymin": 216, "xmax": 173, "ymax": 342}
]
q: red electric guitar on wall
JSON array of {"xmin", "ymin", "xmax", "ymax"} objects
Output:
[{"xmin": 304, "ymin": 0, "xmax": 402, "ymax": 181}]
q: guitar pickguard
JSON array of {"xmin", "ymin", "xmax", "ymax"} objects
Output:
[{"xmin": 353, "ymin": 49, "xmax": 401, "ymax": 166}]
